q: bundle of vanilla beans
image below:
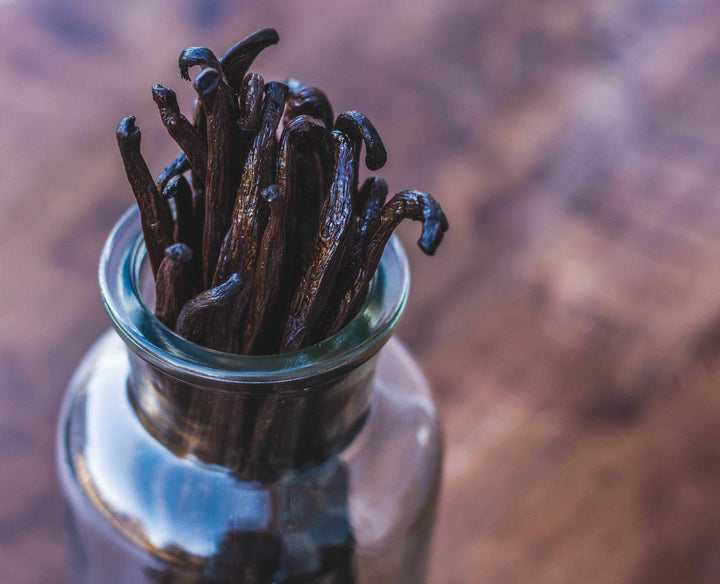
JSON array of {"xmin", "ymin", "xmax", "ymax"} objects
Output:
[{"xmin": 117, "ymin": 28, "xmax": 448, "ymax": 355}]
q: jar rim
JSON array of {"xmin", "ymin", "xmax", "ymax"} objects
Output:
[{"xmin": 99, "ymin": 206, "xmax": 410, "ymax": 384}]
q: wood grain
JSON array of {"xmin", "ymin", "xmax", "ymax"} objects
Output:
[{"xmin": 3, "ymin": 0, "xmax": 720, "ymax": 582}]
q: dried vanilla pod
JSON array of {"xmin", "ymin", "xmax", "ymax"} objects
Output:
[
  {"xmin": 116, "ymin": 116, "xmax": 174, "ymax": 276},
  {"xmin": 156, "ymin": 152, "xmax": 190, "ymax": 193},
  {"xmin": 152, "ymin": 85, "xmax": 208, "ymax": 183},
  {"xmin": 175, "ymin": 274, "xmax": 246, "ymax": 343},
  {"xmin": 241, "ymin": 185, "xmax": 286, "ymax": 354},
  {"xmin": 276, "ymin": 115, "xmax": 327, "ymax": 284},
  {"xmin": 316, "ymin": 177, "xmax": 388, "ymax": 341},
  {"xmin": 163, "ymin": 175, "xmax": 194, "ymax": 248},
  {"xmin": 220, "ymin": 28, "xmax": 279, "ymax": 92},
  {"xmin": 334, "ymin": 110, "xmax": 387, "ymax": 172},
  {"xmin": 239, "ymin": 73, "xmax": 265, "ymax": 133},
  {"xmin": 155, "ymin": 243, "xmax": 193, "ymax": 329},
  {"xmin": 325, "ymin": 190, "xmax": 448, "ymax": 336},
  {"xmin": 280, "ymin": 130, "xmax": 355, "ymax": 353},
  {"xmin": 193, "ymin": 68, "xmax": 240, "ymax": 287},
  {"xmin": 213, "ymin": 81, "xmax": 288, "ymax": 288},
  {"xmin": 283, "ymin": 85, "xmax": 335, "ymax": 132}
]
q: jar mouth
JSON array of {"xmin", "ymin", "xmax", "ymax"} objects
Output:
[{"xmin": 99, "ymin": 206, "xmax": 410, "ymax": 385}]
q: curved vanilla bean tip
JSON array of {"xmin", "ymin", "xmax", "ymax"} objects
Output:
[
  {"xmin": 409, "ymin": 190, "xmax": 449, "ymax": 255},
  {"xmin": 363, "ymin": 190, "xmax": 448, "ymax": 256},
  {"xmin": 179, "ymin": 47, "xmax": 222, "ymax": 81},
  {"xmin": 116, "ymin": 115, "xmax": 140, "ymax": 144},
  {"xmin": 164, "ymin": 242, "xmax": 193, "ymax": 263},
  {"xmin": 176, "ymin": 274, "xmax": 245, "ymax": 341},
  {"xmin": 151, "ymin": 84, "xmax": 178, "ymax": 109},
  {"xmin": 152, "ymin": 86, "xmax": 208, "ymax": 185},
  {"xmin": 156, "ymin": 153, "xmax": 190, "ymax": 192},
  {"xmin": 162, "ymin": 174, "xmax": 187, "ymax": 200},
  {"xmin": 194, "ymin": 67, "xmax": 221, "ymax": 96},
  {"xmin": 334, "ymin": 110, "xmax": 387, "ymax": 170},
  {"xmin": 285, "ymin": 87, "xmax": 334, "ymax": 131},
  {"xmin": 220, "ymin": 28, "xmax": 280, "ymax": 91}
]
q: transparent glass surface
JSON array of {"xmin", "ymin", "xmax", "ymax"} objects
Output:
[{"xmin": 57, "ymin": 207, "xmax": 442, "ymax": 583}]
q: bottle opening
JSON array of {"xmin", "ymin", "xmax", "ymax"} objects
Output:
[{"xmin": 99, "ymin": 206, "xmax": 410, "ymax": 386}]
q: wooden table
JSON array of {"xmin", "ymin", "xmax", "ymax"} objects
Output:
[{"xmin": 4, "ymin": 0, "xmax": 720, "ymax": 582}]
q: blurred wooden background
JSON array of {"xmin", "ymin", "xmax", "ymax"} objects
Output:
[{"xmin": 4, "ymin": 0, "xmax": 720, "ymax": 582}]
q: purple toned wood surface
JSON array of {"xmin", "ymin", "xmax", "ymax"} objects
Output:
[{"xmin": 4, "ymin": 0, "xmax": 720, "ymax": 582}]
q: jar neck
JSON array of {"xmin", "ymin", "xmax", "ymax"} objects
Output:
[
  {"xmin": 127, "ymin": 351, "xmax": 378, "ymax": 480},
  {"xmin": 100, "ymin": 206, "xmax": 409, "ymax": 482}
]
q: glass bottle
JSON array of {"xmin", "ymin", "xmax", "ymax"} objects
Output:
[{"xmin": 57, "ymin": 206, "xmax": 442, "ymax": 583}]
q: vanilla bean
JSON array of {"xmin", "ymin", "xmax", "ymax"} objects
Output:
[
  {"xmin": 278, "ymin": 115, "xmax": 327, "ymax": 272},
  {"xmin": 251, "ymin": 115, "xmax": 328, "ymax": 353},
  {"xmin": 207, "ymin": 82, "xmax": 287, "ymax": 352},
  {"xmin": 152, "ymin": 85, "xmax": 208, "ymax": 183},
  {"xmin": 238, "ymin": 73, "xmax": 265, "ymax": 133},
  {"xmin": 220, "ymin": 28, "xmax": 279, "ymax": 92},
  {"xmin": 333, "ymin": 110, "xmax": 387, "ymax": 171},
  {"xmin": 176, "ymin": 274, "xmax": 246, "ymax": 343},
  {"xmin": 316, "ymin": 177, "xmax": 388, "ymax": 341},
  {"xmin": 163, "ymin": 175, "xmax": 194, "ymax": 247},
  {"xmin": 326, "ymin": 190, "xmax": 448, "ymax": 335},
  {"xmin": 155, "ymin": 243, "xmax": 192, "ymax": 329},
  {"xmin": 280, "ymin": 130, "xmax": 355, "ymax": 353},
  {"xmin": 179, "ymin": 46, "xmax": 223, "ymax": 82},
  {"xmin": 155, "ymin": 152, "xmax": 190, "ymax": 193},
  {"xmin": 241, "ymin": 185, "xmax": 286, "ymax": 354},
  {"xmin": 213, "ymin": 81, "xmax": 288, "ymax": 287},
  {"xmin": 353, "ymin": 177, "xmax": 389, "ymax": 250},
  {"xmin": 333, "ymin": 111, "xmax": 387, "ymax": 267},
  {"xmin": 179, "ymin": 46, "xmax": 238, "ymax": 114},
  {"xmin": 284, "ymin": 85, "xmax": 335, "ymax": 132},
  {"xmin": 194, "ymin": 68, "xmax": 240, "ymax": 288},
  {"xmin": 116, "ymin": 116, "xmax": 174, "ymax": 276}
]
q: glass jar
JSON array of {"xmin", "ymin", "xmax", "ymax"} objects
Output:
[{"xmin": 57, "ymin": 206, "xmax": 442, "ymax": 583}]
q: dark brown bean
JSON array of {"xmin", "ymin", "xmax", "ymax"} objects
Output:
[
  {"xmin": 284, "ymin": 85, "xmax": 335, "ymax": 132},
  {"xmin": 220, "ymin": 28, "xmax": 279, "ymax": 92},
  {"xmin": 155, "ymin": 152, "xmax": 190, "ymax": 194},
  {"xmin": 349, "ymin": 177, "xmax": 389, "ymax": 270},
  {"xmin": 207, "ymin": 82, "xmax": 287, "ymax": 352},
  {"xmin": 213, "ymin": 81, "xmax": 288, "ymax": 288},
  {"xmin": 152, "ymin": 85, "xmax": 207, "ymax": 183},
  {"xmin": 326, "ymin": 190, "xmax": 448, "ymax": 335},
  {"xmin": 334, "ymin": 110, "xmax": 387, "ymax": 171},
  {"xmin": 240, "ymin": 185, "xmax": 286, "ymax": 354},
  {"xmin": 315, "ymin": 177, "xmax": 388, "ymax": 341},
  {"xmin": 238, "ymin": 73, "xmax": 265, "ymax": 133},
  {"xmin": 116, "ymin": 116, "xmax": 174, "ymax": 276},
  {"xmin": 280, "ymin": 130, "xmax": 355, "ymax": 352},
  {"xmin": 175, "ymin": 274, "xmax": 246, "ymax": 343},
  {"xmin": 162, "ymin": 175, "xmax": 194, "ymax": 248},
  {"xmin": 333, "ymin": 111, "xmax": 386, "ymax": 256},
  {"xmin": 194, "ymin": 68, "xmax": 240, "ymax": 288},
  {"xmin": 278, "ymin": 115, "xmax": 327, "ymax": 263},
  {"xmin": 248, "ymin": 117, "xmax": 328, "ymax": 354},
  {"xmin": 179, "ymin": 47, "xmax": 223, "ymax": 81},
  {"xmin": 155, "ymin": 243, "xmax": 192, "ymax": 329}
]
